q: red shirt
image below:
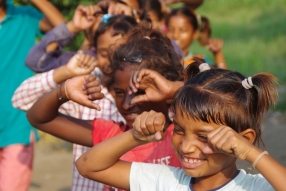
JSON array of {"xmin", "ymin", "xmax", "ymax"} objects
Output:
[{"xmin": 92, "ymin": 118, "xmax": 181, "ymax": 167}]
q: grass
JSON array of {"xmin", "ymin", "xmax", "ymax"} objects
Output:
[{"xmin": 191, "ymin": 0, "xmax": 286, "ymax": 111}]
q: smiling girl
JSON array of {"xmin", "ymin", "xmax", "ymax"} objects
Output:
[
  {"xmin": 75, "ymin": 58, "xmax": 285, "ymax": 190},
  {"xmin": 166, "ymin": 7, "xmax": 227, "ymax": 69}
]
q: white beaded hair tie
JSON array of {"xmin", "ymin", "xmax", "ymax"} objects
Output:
[
  {"xmin": 199, "ymin": 63, "xmax": 211, "ymax": 73},
  {"xmin": 242, "ymin": 77, "xmax": 253, "ymax": 89},
  {"xmin": 143, "ymin": 36, "xmax": 150, "ymax": 40}
]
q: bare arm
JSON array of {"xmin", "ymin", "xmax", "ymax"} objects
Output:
[
  {"xmin": 31, "ymin": 0, "xmax": 65, "ymax": 32},
  {"xmin": 76, "ymin": 110, "xmax": 166, "ymax": 190},
  {"xmin": 204, "ymin": 126, "xmax": 286, "ymax": 190}
]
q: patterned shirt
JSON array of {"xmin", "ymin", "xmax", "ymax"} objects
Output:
[{"xmin": 12, "ymin": 69, "xmax": 125, "ymax": 191}]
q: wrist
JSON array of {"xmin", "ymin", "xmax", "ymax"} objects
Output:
[
  {"xmin": 57, "ymin": 82, "xmax": 69, "ymax": 102},
  {"xmin": 54, "ymin": 65, "xmax": 73, "ymax": 84},
  {"xmin": 66, "ymin": 21, "xmax": 80, "ymax": 34}
]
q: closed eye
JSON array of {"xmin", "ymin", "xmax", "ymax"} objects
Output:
[
  {"xmin": 173, "ymin": 126, "xmax": 184, "ymax": 135},
  {"xmin": 197, "ymin": 135, "xmax": 208, "ymax": 142}
]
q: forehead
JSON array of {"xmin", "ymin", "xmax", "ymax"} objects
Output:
[
  {"xmin": 96, "ymin": 28, "xmax": 124, "ymax": 49},
  {"xmin": 168, "ymin": 15, "xmax": 193, "ymax": 27},
  {"xmin": 114, "ymin": 65, "xmax": 138, "ymax": 87}
]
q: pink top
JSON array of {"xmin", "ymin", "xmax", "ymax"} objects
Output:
[{"xmin": 92, "ymin": 118, "xmax": 182, "ymax": 167}]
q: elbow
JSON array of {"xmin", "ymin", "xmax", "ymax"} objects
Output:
[{"xmin": 75, "ymin": 156, "xmax": 90, "ymax": 178}]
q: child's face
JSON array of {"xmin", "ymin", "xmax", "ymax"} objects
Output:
[
  {"xmin": 166, "ymin": 15, "xmax": 198, "ymax": 55},
  {"xmin": 96, "ymin": 29, "xmax": 125, "ymax": 74},
  {"xmin": 172, "ymin": 109, "xmax": 237, "ymax": 180},
  {"xmin": 113, "ymin": 65, "xmax": 170, "ymax": 127}
]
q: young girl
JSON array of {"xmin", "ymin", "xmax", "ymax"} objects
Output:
[
  {"xmin": 26, "ymin": 24, "xmax": 184, "ymax": 190},
  {"xmin": 75, "ymin": 59, "xmax": 285, "ymax": 190},
  {"xmin": 165, "ymin": 6, "xmax": 227, "ymax": 69}
]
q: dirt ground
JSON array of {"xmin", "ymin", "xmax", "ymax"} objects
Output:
[{"xmin": 28, "ymin": 111, "xmax": 286, "ymax": 191}]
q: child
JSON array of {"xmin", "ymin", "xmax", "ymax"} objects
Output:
[
  {"xmin": 0, "ymin": 0, "xmax": 63, "ymax": 190},
  {"xmin": 26, "ymin": 23, "xmax": 184, "ymax": 190},
  {"xmin": 18, "ymin": 5, "xmax": 137, "ymax": 191},
  {"xmin": 75, "ymin": 59, "xmax": 285, "ymax": 190},
  {"xmin": 165, "ymin": 6, "xmax": 227, "ymax": 69}
]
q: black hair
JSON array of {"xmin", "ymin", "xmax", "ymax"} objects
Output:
[
  {"xmin": 92, "ymin": 14, "xmax": 138, "ymax": 47},
  {"xmin": 107, "ymin": 22, "xmax": 184, "ymax": 87},
  {"xmin": 171, "ymin": 58, "xmax": 278, "ymax": 146}
]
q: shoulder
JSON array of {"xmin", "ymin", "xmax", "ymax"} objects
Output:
[
  {"xmin": 130, "ymin": 162, "xmax": 191, "ymax": 190},
  {"xmin": 223, "ymin": 170, "xmax": 274, "ymax": 190},
  {"xmin": 7, "ymin": 3, "xmax": 43, "ymax": 20}
]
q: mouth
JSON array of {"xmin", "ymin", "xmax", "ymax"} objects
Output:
[
  {"xmin": 181, "ymin": 155, "xmax": 206, "ymax": 169},
  {"xmin": 123, "ymin": 112, "xmax": 140, "ymax": 122}
]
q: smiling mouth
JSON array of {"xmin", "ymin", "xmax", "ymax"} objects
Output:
[
  {"xmin": 181, "ymin": 155, "xmax": 206, "ymax": 169},
  {"xmin": 183, "ymin": 157, "xmax": 204, "ymax": 164}
]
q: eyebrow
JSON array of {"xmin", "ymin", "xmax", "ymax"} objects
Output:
[{"xmin": 173, "ymin": 119, "xmax": 213, "ymax": 132}]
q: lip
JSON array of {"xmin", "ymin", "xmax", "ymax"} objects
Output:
[
  {"xmin": 122, "ymin": 112, "xmax": 141, "ymax": 122},
  {"xmin": 180, "ymin": 155, "xmax": 206, "ymax": 169}
]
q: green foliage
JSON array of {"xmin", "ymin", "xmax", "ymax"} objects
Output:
[
  {"xmin": 15, "ymin": 0, "xmax": 286, "ymax": 111},
  {"xmin": 193, "ymin": 0, "xmax": 286, "ymax": 112}
]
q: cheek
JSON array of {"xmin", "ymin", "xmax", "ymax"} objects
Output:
[{"xmin": 97, "ymin": 56, "xmax": 109, "ymax": 68}]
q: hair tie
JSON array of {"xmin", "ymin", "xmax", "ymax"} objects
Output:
[
  {"xmin": 242, "ymin": 77, "xmax": 253, "ymax": 89},
  {"xmin": 199, "ymin": 63, "xmax": 210, "ymax": 73},
  {"xmin": 143, "ymin": 36, "xmax": 150, "ymax": 40},
  {"xmin": 101, "ymin": 14, "xmax": 113, "ymax": 23}
]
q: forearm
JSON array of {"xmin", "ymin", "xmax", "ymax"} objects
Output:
[
  {"xmin": 53, "ymin": 65, "xmax": 74, "ymax": 84},
  {"xmin": 31, "ymin": 0, "xmax": 64, "ymax": 28},
  {"xmin": 246, "ymin": 147, "xmax": 286, "ymax": 190},
  {"xmin": 76, "ymin": 129, "xmax": 143, "ymax": 175},
  {"xmin": 27, "ymin": 86, "xmax": 67, "ymax": 125},
  {"xmin": 214, "ymin": 50, "xmax": 227, "ymax": 69}
]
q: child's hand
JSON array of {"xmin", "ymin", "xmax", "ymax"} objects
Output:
[
  {"xmin": 202, "ymin": 126, "xmax": 254, "ymax": 160},
  {"xmin": 70, "ymin": 5, "xmax": 98, "ymax": 32},
  {"xmin": 131, "ymin": 110, "xmax": 166, "ymax": 142},
  {"xmin": 109, "ymin": 2, "xmax": 133, "ymax": 16},
  {"xmin": 65, "ymin": 53, "xmax": 97, "ymax": 77},
  {"xmin": 65, "ymin": 74, "xmax": 104, "ymax": 110},
  {"xmin": 128, "ymin": 69, "xmax": 174, "ymax": 105},
  {"xmin": 207, "ymin": 38, "xmax": 224, "ymax": 54}
]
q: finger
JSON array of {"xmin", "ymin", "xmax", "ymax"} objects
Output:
[
  {"xmin": 130, "ymin": 94, "xmax": 147, "ymax": 105},
  {"xmin": 140, "ymin": 111, "xmax": 151, "ymax": 135},
  {"xmin": 129, "ymin": 71, "xmax": 139, "ymax": 94},
  {"xmin": 88, "ymin": 92, "xmax": 104, "ymax": 101},
  {"xmin": 145, "ymin": 111, "xmax": 156, "ymax": 134}
]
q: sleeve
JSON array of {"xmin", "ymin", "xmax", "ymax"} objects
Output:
[
  {"xmin": 130, "ymin": 163, "xmax": 190, "ymax": 190},
  {"xmin": 25, "ymin": 22, "xmax": 77, "ymax": 72},
  {"xmin": 12, "ymin": 70, "xmax": 57, "ymax": 111}
]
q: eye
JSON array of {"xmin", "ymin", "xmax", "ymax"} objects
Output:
[
  {"xmin": 173, "ymin": 126, "xmax": 184, "ymax": 135},
  {"xmin": 197, "ymin": 135, "xmax": 208, "ymax": 142}
]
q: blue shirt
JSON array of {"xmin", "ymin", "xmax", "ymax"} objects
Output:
[{"xmin": 0, "ymin": 2, "xmax": 43, "ymax": 147}]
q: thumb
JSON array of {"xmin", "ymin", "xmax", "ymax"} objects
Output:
[
  {"xmin": 154, "ymin": 131, "xmax": 164, "ymax": 141},
  {"xmin": 130, "ymin": 95, "xmax": 147, "ymax": 105}
]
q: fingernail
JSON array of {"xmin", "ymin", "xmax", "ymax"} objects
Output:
[{"xmin": 88, "ymin": 94, "xmax": 93, "ymax": 99}]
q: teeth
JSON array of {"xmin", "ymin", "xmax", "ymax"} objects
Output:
[{"xmin": 183, "ymin": 157, "xmax": 202, "ymax": 164}]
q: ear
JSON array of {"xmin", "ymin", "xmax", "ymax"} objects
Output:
[{"xmin": 239, "ymin": 128, "xmax": 256, "ymax": 144}]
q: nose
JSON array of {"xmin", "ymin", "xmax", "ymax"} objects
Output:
[
  {"xmin": 121, "ymin": 92, "xmax": 134, "ymax": 111},
  {"xmin": 173, "ymin": 29, "xmax": 180, "ymax": 40},
  {"xmin": 180, "ymin": 136, "xmax": 200, "ymax": 154}
]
